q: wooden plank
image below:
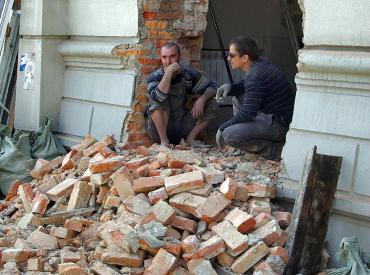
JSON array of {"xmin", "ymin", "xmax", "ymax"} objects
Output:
[{"xmin": 283, "ymin": 146, "xmax": 342, "ymax": 275}]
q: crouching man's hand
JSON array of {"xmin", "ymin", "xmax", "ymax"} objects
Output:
[
  {"xmin": 216, "ymin": 129, "xmax": 224, "ymax": 149},
  {"xmin": 216, "ymin": 84, "xmax": 232, "ymax": 103}
]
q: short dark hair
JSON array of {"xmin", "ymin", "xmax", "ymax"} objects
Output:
[
  {"xmin": 162, "ymin": 41, "xmax": 181, "ymax": 55},
  {"xmin": 229, "ymin": 36, "xmax": 259, "ymax": 61}
]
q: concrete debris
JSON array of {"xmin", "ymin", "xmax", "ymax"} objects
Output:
[{"xmin": 0, "ymin": 134, "xmax": 290, "ymax": 274}]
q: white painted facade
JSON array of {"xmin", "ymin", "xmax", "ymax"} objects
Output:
[
  {"xmin": 281, "ymin": 0, "xmax": 370, "ymax": 263},
  {"xmin": 15, "ymin": 0, "xmax": 139, "ymax": 145}
]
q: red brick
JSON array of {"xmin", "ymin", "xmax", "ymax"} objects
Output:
[
  {"xmin": 168, "ymin": 159, "xmax": 185, "ymax": 169},
  {"xmin": 143, "ymin": 11, "xmax": 157, "ymax": 19},
  {"xmin": 144, "ymin": 248, "xmax": 176, "ymax": 274},
  {"xmin": 269, "ymin": 246, "xmax": 289, "ymax": 263},
  {"xmin": 247, "ymin": 182, "xmax": 276, "ymax": 198},
  {"xmin": 234, "ymin": 182, "xmax": 249, "ymax": 202},
  {"xmin": 2, "ymin": 248, "xmax": 32, "ymax": 262},
  {"xmin": 157, "ymin": 11, "xmax": 182, "ymax": 20},
  {"xmin": 271, "ymin": 230, "xmax": 288, "ymax": 247},
  {"xmin": 231, "ymin": 241, "xmax": 269, "ymax": 273},
  {"xmin": 250, "ymin": 220, "xmax": 281, "ymax": 246},
  {"xmin": 248, "ymin": 198, "xmax": 272, "ymax": 216},
  {"xmin": 254, "ymin": 212, "xmax": 274, "ymax": 229},
  {"xmin": 219, "ymin": 177, "xmax": 237, "ymax": 200},
  {"xmin": 189, "ymin": 183, "xmax": 212, "ymax": 197},
  {"xmin": 193, "ymin": 165, "xmax": 225, "ymax": 184},
  {"xmin": 148, "ymin": 160, "xmax": 161, "ymax": 170},
  {"xmin": 31, "ymin": 191, "xmax": 49, "ymax": 215},
  {"xmin": 18, "ymin": 183, "xmax": 34, "ymax": 212},
  {"xmin": 212, "ymin": 221, "xmax": 249, "ymax": 256},
  {"xmin": 58, "ymin": 263, "xmax": 87, "ymax": 275},
  {"xmin": 225, "ymin": 207, "xmax": 256, "ymax": 233},
  {"xmin": 89, "ymin": 156, "xmax": 125, "ymax": 173},
  {"xmin": 90, "ymin": 261, "xmax": 121, "ymax": 275},
  {"xmin": 163, "ymin": 243, "xmax": 182, "ymax": 257},
  {"xmin": 28, "ymin": 257, "xmax": 44, "ymax": 271},
  {"xmin": 133, "ymin": 163, "xmax": 149, "ymax": 178},
  {"xmin": 110, "ymin": 166, "xmax": 134, "ymax": 201},
  {"xmin": 164, "ymin": 170, "xmax": 204, "ymax": 196},
  {"xmin": 188, "ymin": 259, "xmax": 217, "ymax": 274},
  {"xmin": 195, "ymin": 191, "xmax": 231, "ymax": 223},
  {"xmin": 46, "ymin": 178, "xmax": 78, "ymax": 201},
  {"xmin": 182, "ymin": 235, "xmax": 200, "ymax": 253},
  {"xmin": 169, "ymin": 192, "xmax": 206, "ymax": 216},
  {"xmin": 5, "ymin": 180, "xmax": 22, "ymax": 201},
  {"xmin": 166, "ymin": 227, "xmax": 182, "ymax": 240},
  {"xmin": 67, "ymin": 181, "xmax": 92, "ymax": 210},
  {"xmin": 96, "ymin": 185, "xmax": 110, "ymax": 204},
  {"xmin": 272, "ymin": 211, "xmax": 292, "ymax": 228},
  {"xmin": 71, "ymin": 134, "xmax": 96, "ymax": 151},
  {"xmin": 126, "ymin": 157, "xmax": 149, "ymax": 170},
  {"xmin": 36, "ymin": 175, "xmax": 62, "ymax": 194},
  {"xmin": 90, "ymin": 171, "xmax": 114, "ymax": 186},
  {"xmin": 27, "ymin": 230, "xmax": 58, "ymax": 249},
  {"xmin": 148, "ymin": 187, "xmax": 168, "ymax": 204},
  {"xmin": 104, "ymin": 195, "xmax": 121, "ymax": 208},
  {"xmin": 169, "ymin": 215, "xmax": 197, "ymax": 233},
  {"xmin": 217, "ymin": 252, "xmax": 235, "ymax": 268},
  {"xmin": 183, "ymin": 236, "xmax": 225, "ymax": 261},
  {"xmin": 156, "ymin": 152, "xmax": 169, "ymax": 167},
  {"xmin": 151, "ymin": 200, "xmax": 176, "ymax": 225},
  {"xmin": 135, "ymin": 145, "xmax": 150, "ymax": 156},
  {"xmin": 133, "ymin": 176, "xmax": 164, "ymax": 193},
  {"xmin": 102, "ymin": 250, "xmax": 144, "ymax": 267},
  {"xmin": 254, "ymin": 261, "xmax": 278, "ymax": 274},
  {"xmin": 96, "ymin": 143, "xmax": 114, "ymax": 157},
  {"xmin": 49, "ymin": 227, "xmax": 75, "ymax": 239},
  {"xmin": 61, "ymin": 150, "xmax": 76, "ymax": 170},
  {"xmin": 64, "ymin": 219, "xmax": 84, "ymax": 232},
  {"xmin": 182, "ymin": 163, "xmax": 193, "ymax": 173}
]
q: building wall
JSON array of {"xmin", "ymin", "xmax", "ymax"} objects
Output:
[
  {"xmin": 15, "ymin": 0, "xmax": 139, "ymax": 146},
  {"xmin": 15, "ymin": 0, "xmax": 211, "ymax": 148},
  {"xmin": 281, "ymin": 0, "xmax": 370, "ymax": 263}
]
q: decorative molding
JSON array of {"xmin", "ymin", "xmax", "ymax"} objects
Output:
[{"xmin": 297, "ymin": 50, "xmax": 370, "ymax": 75}]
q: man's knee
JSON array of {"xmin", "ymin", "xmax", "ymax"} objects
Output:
[
  {"xmin": 201, "ymin": 99, "xmax": 219, "ymax": 121},
  {"xmin": 222, "ymin": 127, "xmax": 241, "ymax": 148}
]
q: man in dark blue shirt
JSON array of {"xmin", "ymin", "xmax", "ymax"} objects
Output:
[
  {"xmin": 146, "ymin": 42, "xmax": 218, "ymax": 146},
  {"xmin": 216, "ymin": 36, "xmax": 295, "ymax": 160}
]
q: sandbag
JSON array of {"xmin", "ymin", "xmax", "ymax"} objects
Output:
[
  {"xmin": 12, "ymin": 131, "xmax": 32, "ymax": 159},
  {"xmin": 327, "ymin": 236, "xmax": 370, "ymax": 275},
  {"xmin": 0, "ymin": 124, "xmax": 11, "ymax": 137},
  {"xmin": 31, "ymin": 117, "xmax": 66, "ymax": 160},
  {"xmin": 0, "ymin": 136, "xmax": 35, "ymax": 195}
]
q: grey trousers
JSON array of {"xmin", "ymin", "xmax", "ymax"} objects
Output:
[{"xmin": 222, "ymin": 96, "xmax": 289, "ymax": 160}]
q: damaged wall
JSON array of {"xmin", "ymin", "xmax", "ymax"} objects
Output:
[
  {"xmin": 117, "ymin": 0, "xmax": 210, "ymax": 149},
  {"xmin": 15, "ymin": 0, "xmax": 211, "ymax": 149}
]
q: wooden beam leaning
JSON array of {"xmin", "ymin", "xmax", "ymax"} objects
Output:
[{"xmin": 283, "ymin": 146, "xmax": 342, "ymax": 275}]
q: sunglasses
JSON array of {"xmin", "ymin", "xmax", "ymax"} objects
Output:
[{"xmin": 228, "ymin": 52, "xmax": 241, "ymax": 58}]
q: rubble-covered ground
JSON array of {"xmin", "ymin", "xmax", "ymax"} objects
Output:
[{"xmin": 0, "ymin": 135, "xmax": 293, "ymax": 274}]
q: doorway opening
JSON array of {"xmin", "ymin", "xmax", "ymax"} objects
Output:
[{"xmin": 201, "ymin": 0, "xmax": 303, "ymax": 131}]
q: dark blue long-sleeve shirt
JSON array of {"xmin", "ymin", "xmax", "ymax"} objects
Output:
[
  {"xmin": 219, "ymin": 57, "xmax": 295, "ymax": 131},
  {"xmin": 147, "ymin": 65, "xmax": 217, "ymax": 103}
]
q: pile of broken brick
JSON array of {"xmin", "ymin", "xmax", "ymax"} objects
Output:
[{"xmin": 0, "ymin": 135, "xmax": 291, "ymax": 274}]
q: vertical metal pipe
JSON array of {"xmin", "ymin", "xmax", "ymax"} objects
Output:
[{"xmin": 209, "ymin": 0, "xmax": 233, "ymax": 83}]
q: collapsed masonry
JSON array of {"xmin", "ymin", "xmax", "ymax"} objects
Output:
[{"xmin": 0, "ymin": 135, "xmax": 292, "ymax": 274}]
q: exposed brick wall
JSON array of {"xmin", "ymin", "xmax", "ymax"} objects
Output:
[{"xmin": 113, "ymin": 0, "xmax": 210, "ymax": 149}]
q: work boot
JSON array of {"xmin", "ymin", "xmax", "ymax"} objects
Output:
[{"xmin": 260, "ymin": 142, "xmax": 284, "ymax": 161}]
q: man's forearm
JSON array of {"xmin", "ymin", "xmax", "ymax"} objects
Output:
[
  {"xmin": 157, "ymin": 72, "xmax": 173, "ymax": 94},
  {"xmin": 199, "ymin": 89, "xmax": 216, "ymax": 102}
]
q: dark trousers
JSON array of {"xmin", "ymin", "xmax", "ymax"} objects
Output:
[{"xmin": 222, "ymin": 96, "xmax": 289, "ymax": 160}]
